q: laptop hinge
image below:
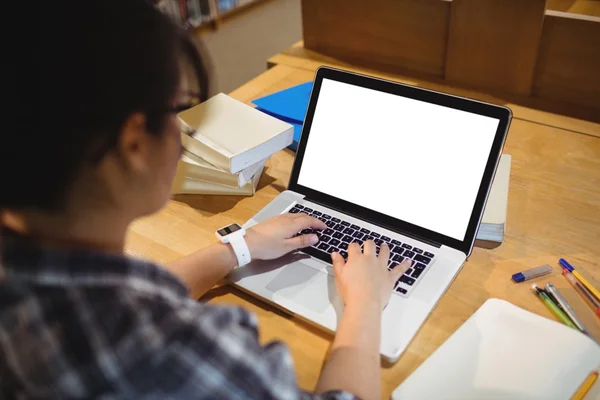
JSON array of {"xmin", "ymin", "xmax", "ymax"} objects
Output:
[{"xmin": 304, "ymin": 197, "xmax": 442, "ymax": 248}]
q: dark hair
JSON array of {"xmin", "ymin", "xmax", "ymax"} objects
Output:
[{"xmin": 2, "ymin": 0, "xmax": 209, "ymax": 212}]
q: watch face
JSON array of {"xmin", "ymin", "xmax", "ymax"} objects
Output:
[{"xmin": 217, "ymin": 223, "xmax": 242, "ymax": 237}]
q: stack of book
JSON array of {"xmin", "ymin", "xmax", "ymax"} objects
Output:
[{"xmin": 172, "ymin": 93, "xmax": 294, "ymax": 196}]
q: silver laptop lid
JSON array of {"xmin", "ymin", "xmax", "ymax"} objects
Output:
[{"xmin": 288, "ymin": 67, "xmax": 512, "ymax": 256}]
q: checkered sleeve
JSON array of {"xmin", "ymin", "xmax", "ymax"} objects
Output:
[{"xmin": 90, "ymin": 287, "xmax": 360, "ymax": 399}]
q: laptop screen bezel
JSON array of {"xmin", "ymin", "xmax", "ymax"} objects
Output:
[{"xmin": 288, "ymin": 67, "xmax": 512, "ymax": 256}]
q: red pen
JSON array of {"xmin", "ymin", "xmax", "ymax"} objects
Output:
[{"xmin": 563, "ymin": 268, "xmax": 600, "ymax": 317}]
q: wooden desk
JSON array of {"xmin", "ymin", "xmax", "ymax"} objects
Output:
[
  {"xmin": 268, "ymin": 42, "xmax": 600, "ymax": 138},
  {"xmin": 126, "ymin": 64, "xmax": 600, "ymax": 398}
]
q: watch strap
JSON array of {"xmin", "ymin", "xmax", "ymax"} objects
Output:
[{"xmin": 229, "ymin": 234, "xmax": 251, "ymax": 267}]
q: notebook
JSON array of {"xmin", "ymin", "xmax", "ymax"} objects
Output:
[
  {"xmin": 252, "ymin": 81, "xmax": 312, "ymax": 151},
  {"xmin": 477, "ymin": 154, "xmax": 511, "ymax": 243},
  {"xmin": 179, "ymin": 93, "xmax": 293, "ymax": 174},
  {"xmin": 392, "ymin": 298, "xmax": 600, "ymax": 400}
]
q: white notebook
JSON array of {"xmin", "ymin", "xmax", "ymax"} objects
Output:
[
  {"xmin": 477, "ymin": 154, "xmax": 511, "ymax": 243},
  {"xmin": 179, "ymin": 93, "xmax": 293, "ymax": 174},
  {"xmin": 393, "ymin": 299, "xmax": 600, "ymax": 400}
]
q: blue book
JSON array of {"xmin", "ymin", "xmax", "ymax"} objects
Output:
[{"xmin": 252, "ymin": 82, "xmax": 313, "ymax": 151}]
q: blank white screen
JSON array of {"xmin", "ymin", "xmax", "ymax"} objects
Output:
[{"xmin": 297, "ymin": 79, "xmax": 500, "ymax": 241}]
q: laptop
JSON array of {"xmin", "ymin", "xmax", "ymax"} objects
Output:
[{"xmin": 229, "ymin": 67, "xmax": 512, "ymax": 362}]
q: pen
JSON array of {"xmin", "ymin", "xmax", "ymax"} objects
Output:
[
  {"xmin": 531, "ymin": 284, "xmax": 578, "ymax": 329},
  {"xmin": 563, "ymin": 269, "xmax": 600, "ymax": 317},
  {"xmin": 544, "ymin": 282, "xmax": 589, "ymax": 335},
  {"xmin": 572, "ymin": 371, "xmax": 598, "ymax": 400},
  {"xmin": 559, "ymin": 258, "xmax": 600, "ymax": 302}
]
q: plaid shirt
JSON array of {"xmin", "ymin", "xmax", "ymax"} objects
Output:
[{"xmin": 0, "ymin": 230, "xmax": 359, "ymax": 400}]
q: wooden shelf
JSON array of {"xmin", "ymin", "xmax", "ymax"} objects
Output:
[{"xmin": 192, "ymin": 0, "xmax": 273, "ymax": 34}]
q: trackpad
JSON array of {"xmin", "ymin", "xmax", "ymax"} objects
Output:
[{"xmin": 266, "ymin": 262, "xmax": 337, "ymax": 314}]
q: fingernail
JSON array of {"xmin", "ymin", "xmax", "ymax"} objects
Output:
[
  {"xmin": 331, "ymin": 252, "xmax": 338, "ymax": 260},
  {"xmin": 310, "ymin": 235, "xmax": 319, "ymax": 245}
]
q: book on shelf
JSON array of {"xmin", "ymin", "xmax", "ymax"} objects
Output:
[
  {"xmin": 477, "ymin": 154, "xmax": 511, "ymax": 243},
  {"xmin": 179, "ymin": 93, "xmax": 293, "ymax": 174},
  {"xmin": 179, "ymin": 150, "xmax": 266, "ymax": 188},
  {"xmin": 171, "ymin": 165, "xmax": 264, "ymax": 196}
]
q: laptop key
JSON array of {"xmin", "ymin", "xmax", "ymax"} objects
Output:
[
  {"xmin": 304, "ymin": 208, "xmax": 313, "ymax": 213},
  {"xmin": 374, "ymin": 238, "xmax": 383, "ymax": 246},
  {"xmin": 312, "ymin": 210, "xmax": 322, "ymax": 216},
  {"xmin": 289, "ymin": 208, "xmax": 300, "ymax": 214},
  {"xmin": 350, "ymin": 224, "xmax": 360, "ymax": 230},
  {"xmin": 333, "ymin": 224, "xmax": 344, "ymax": 231},
  {"xmin": 388, "ymin": 262, "xmax": 399, "ymax": 270},
  {"xmin": 381, "ymin": 236, "xmax": 391, "ymax": 242},
  {"xmin": 303, "ymin": 246, "xmax": 332, "ymax": 264},
  {"xmin": 341, "ymin": 221, "xmax": 351, "ymax": 226},
  {"xmin": 317, "ymin": 243, "xmax": 330, "ymax": 251},
  {"xmin": 329, "ymin": 238, "xmax": 340, "ymax": 246},
  {"xmin": 322, "ymin": 214, "xmax": 331, "ymax": 219},
  {"xmin": 324, "ymin": 228, "xmax": 334, "ymax": 236},
  {"xmin": 295, "ymin": 204, "xmax": 304, "ymax": 209},
  {"xmin": 354, "ymin": 239, "xmax": 364, "ymax": 247},
  {"xmin": 325, "ymin": 220, "xmax": 336, "ymax": 228},
  {"xmin": 414, "ymin": 255, "xmax": 432, "ymax": 265},
  {"xmin": 300, "ymin": 229, "xmax": 313, "ymax": 235},
  {"xmin": 352, "ymin": 231, "xmax": 364, "ymax": 239},
  {"xmin": 413, "ymin": 248, "xmax": 423, "ymax": 254},
  {"xmin": 414, "ymin": 262, "xmax": 426, "ymax": 271},
  {"xmin": 392, "ymin": 254, "xmax": 405, "ymax": 263},
  {"xmin": 363, "ymin": 235, "xmax": 374, "ymax": 242},
  {"xmin": 343, "ymin": 228, "xmax": 355, "ymax": 235},
  {"xmin": 412, "ymin": 268, "xmax": 423, "ymax": 278},
  {"xmin": 424, "ymin": 251, "xmax": 435, "ymax": 258},
  {"xmin": 391, "ymin": 239, "xmax": 402, "ymax": 246},
  {"xmin": 399, "ymin": 275, "xmax": 416, "ymax": 286},
  {"xmin": 360, "ymin": 228, "xmax": 370, "ymax": 234},
  {"xmin": 370, "ymin": 232, "xmax": 381, "ymax": 238},
  {"xmin": 405, "ymin": 268, "xmax": 414, "ymax": 276},
  {"xmin": 395, "ymin": 286, "xmax": 407, "ymax": 294},
  {"xmin": 340, "ymin": 250, "xmax": 348, "ymax": 259},
  {"xmin": 403, "ymin": 250, "xmax": 416, "ymax": 258},
  {"xmin": 402, "ymin": 243, "xmax": 413, "ymax": 250},
  {"xmin": 339, "ymin": 242, "xmax": 349, "ymax": 250},
  {"xmin": 331, "ymin": 217, "xmax": 341, "ymax": 223},
  {"xmin": 342, "ymin": 235, "xmax": 353, "ymax": 243},
  {"xmin": 392, "ymin": 245, "xmax": 404, "ymax": 254},
  {"xmin": 333, "ymin": 232, "xmax": 344, "ymax": 239},
  {"xmin": 320, "ymin": 235, "xmax": 331, "ymax": 244}
]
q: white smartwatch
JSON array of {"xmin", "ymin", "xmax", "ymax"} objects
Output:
[{"xmin": 215, "ymin": 223, "xmax": 251, "ymax": 267}]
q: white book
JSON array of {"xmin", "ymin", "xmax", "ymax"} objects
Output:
[
  {"xmin": 476, "ymin": 154, "xmax": 511, "ymax": 243},
  {"xmin": 179, "ymin": 93, "xmax": 293, "ymax": 174},
  {"xmin": 393, "ymin": 298, "xmax": 600, "ymax": 400},
  {"xmin": 179, "ymin": 150, "xmax": 266, "ymax": 188},
  {"xmin": 171, "ymin": 165, "xmax": 264, "ymax": 196}
]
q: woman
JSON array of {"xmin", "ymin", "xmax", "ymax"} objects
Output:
[{"xmin": 1, "ymin": 0, "xmax": 411, "ymax": 398}]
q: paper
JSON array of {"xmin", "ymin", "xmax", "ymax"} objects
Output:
[{"xmin": 392, "ymin": 299, "xmax": 600, "ymax": 400}]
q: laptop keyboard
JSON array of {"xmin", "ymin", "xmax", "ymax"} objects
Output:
[{"xmin": 288, "ymin": 203, "xmax": 436, "ymax": 297}]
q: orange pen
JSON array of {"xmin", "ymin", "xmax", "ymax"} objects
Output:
[{"xmin": 563, "ymin": 269, "xmax": 600, "ymax": 318}]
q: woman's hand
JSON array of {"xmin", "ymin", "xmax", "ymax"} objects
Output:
[
  {"xmin": 331, "ymin": 241, "xmax": 411, "ymax": 310},
  {"xmin": 245, "ymin": 213, "xmax": 327, "ymax": 260}
]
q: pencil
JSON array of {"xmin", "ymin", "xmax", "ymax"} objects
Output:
[
  {"xmin": 531, "ymin": 285, "xmax": 578, "ymax": 329},
  {"xmin": 545, "ymin": 283, "xmax": 589, "ymax": 335},
  {"xmin": 559, "ymin": 258, "xmax": 600, "ymax": 302},
  {"xmin": 572, "ymin": 371, "xmax": 598, "ymax": 400},
  {"xmin": 563, "ymin": 269, "xmax": 600, "ymax": 318}
]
